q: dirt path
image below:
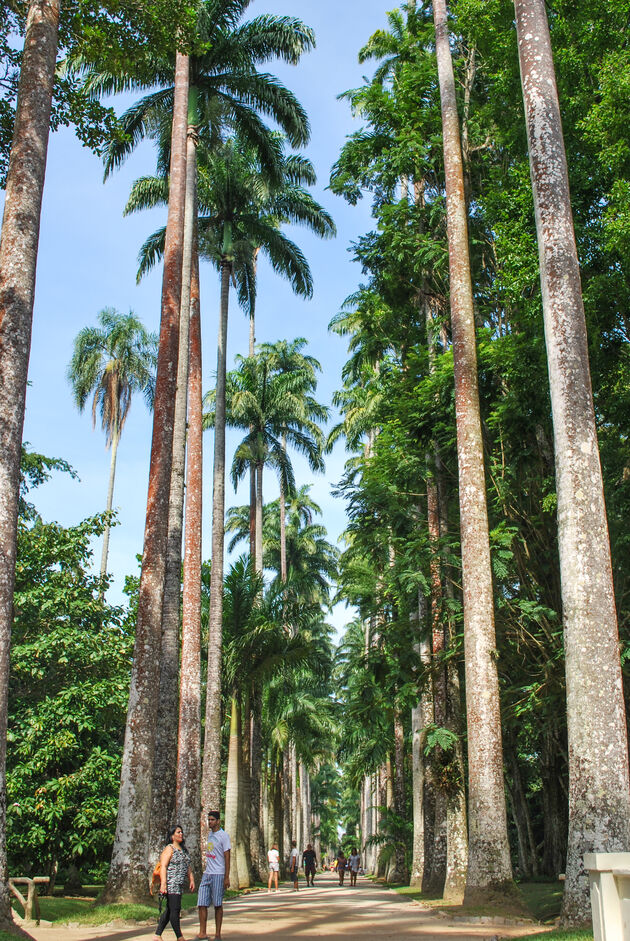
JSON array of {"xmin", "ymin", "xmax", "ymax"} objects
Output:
[{"xmin": 23, "ymin": 872, "xmax": 548, "ymax": 941}]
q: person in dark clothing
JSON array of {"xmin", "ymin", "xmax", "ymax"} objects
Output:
[
  {"xmin": 302, "ymin": 844, "xmax": 317, "ymax": 886},
  {"xmin": 153, "ymin": 826, "xmax": 195, "ymax": 941}
]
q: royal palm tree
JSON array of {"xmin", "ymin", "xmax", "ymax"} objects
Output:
[
  {"xmin": 514, "ymin": 0, "xmax": 630, "ymax": 922},
  {"xmin": 67, "ymin": 308, "xmax": 157, "ymax": 586},
  {"xmin": 204, "ymin": 347, "xmax": 326, "ymax": 574},
  {"xmin": 432, "ymin": 0, "xmax": 512, "ymax": 902},
  {"xmin": 0, "ymin": 0, "xmax": 59, "ymax": 922}
]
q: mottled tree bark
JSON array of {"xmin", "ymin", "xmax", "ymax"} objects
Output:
[
  {"xmin": 176, "ymin": 241, "xmax": 202, "ymax": 876},
  {"xmin": 105, "ymin": 50, "xmax": 189, "ymax": 902},
  {"xmin": 0, "ymin": 0, "xmax": 59, "ymax": 923},
  {"xmin": 201, "ymin": 258, "xmax": 231, "ymax": 822},
  {"xmin": 514, "ymin": 0, "xmax": 630, "ymax": 923},
  {"xmin": 150, "ymin": 76, "xmax": 196, "ymax": 863},
  {"xmin": 432, "ymin": 0, "xmax": 512, "ymax": 900}
]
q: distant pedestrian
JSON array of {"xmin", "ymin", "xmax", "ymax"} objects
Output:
[
  {"xmin": 153, "ymin": 825, "xmax": 194, "ymax": 941},
  {"xmin": 289, "ymin": 840, "xmax": 299, "ymax": 891},
  {"xmin": 348, "ymin": 848, "xmax": 360, "ymax": 886},
  {"xmin": 197, "ymin": 811, "xmax": 231, "ymax": 941},
  {"xmin": 302, "ymin": 844, "xmax": 317, "ymax": 886},
  {"xmin": 336, "ymin": 849, "xmax": 347, "ymax": 885},
  {"xmin": 267, "ymin": 843, "xmax": 280, "ymax": 892}
]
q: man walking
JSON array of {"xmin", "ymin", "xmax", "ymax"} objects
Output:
[
  {"xmin": 302, "ymin": 843, "xmax": 317, "ymax": 887},
  {"xmin": 198, "ymin": 811, "xmax": 231, "ymax": 940}
]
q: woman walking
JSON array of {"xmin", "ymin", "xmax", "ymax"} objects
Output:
[{"xmin": 153, "ymin": 825, "xmax": 195, "ymax": 941}]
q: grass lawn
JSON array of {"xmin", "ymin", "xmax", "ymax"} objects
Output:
[
  {"xmin": 11, "ymin": 885, "xmax": 258, "ymax": 926},
  {"xmin": 393, "ymin": 879, "xmax": 588, "ymax": 927},
  {"xmin": 524, "ymin": 932, "xmax": 593, "ymax": 940}
]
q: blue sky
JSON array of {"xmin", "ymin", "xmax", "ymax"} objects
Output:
[{"xmin": 18, "ymin": 0, "xmax": 391, "ymax": 632}]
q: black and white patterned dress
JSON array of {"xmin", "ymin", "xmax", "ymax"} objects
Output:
[{"xmin": 166, "ymin": 847, "xmax": 190, "ymax": 894}]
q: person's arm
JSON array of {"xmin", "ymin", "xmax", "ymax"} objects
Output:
[
  {"xmin": 224, "ymin": 849, "xmax": 231, "ymax": 889},
  {"xmin": 187, "ymin": 865, "xmax": 195, "ymax": 892},
  {"xmin": 160, "ymin": 846, "xmax": 173, "ymax": 895}
]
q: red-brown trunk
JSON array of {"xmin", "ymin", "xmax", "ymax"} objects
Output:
[
  {"xmin": 0, "ymin": 0, "xmax": 59, "ymax": 922},
  {"xmin": 104, "ymin": 50, "xmax": 189, "ymax": 901}
]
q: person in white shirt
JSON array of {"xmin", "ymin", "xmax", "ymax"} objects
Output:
[
  {"xmin": 289, "ymin": 840, "xmax": 299, "ymax": 891},
  {"xmin": 197, "ymin": 811, "xmax": 231, "ymax": 940},
  {"xmin": 348, "ymin": 848, "xmax": 361, "ymax": 887},
  {"xmin": 267, "ymin": 843, "xmax": 280, "ymax": 892}
]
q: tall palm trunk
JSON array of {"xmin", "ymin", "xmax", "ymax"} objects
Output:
[
  {"xmin": 176, "ymin": 241, "xmax": 202, "ymax": 876},
  {"xmin": 437, "ymin": 449, "xmax": 468, "ymax": 903},
  {"xmin": 249, "ymin": 689, "xmax": 264, "ymax": 880},
  {"xmin": 239, "ymin": 696, "xmax": 253, "ymax": 886},
  {"xmin": 105, "ymin": 50, "xmax": 189, "ymax": 901},
  {"xmin": 255, "ymin": 463, "xmax": 263, "ymax": 574},
  {"xmin": 100, "ymin": 424, "xmax": 120, "ymax": 589},
  {"xmin": 150, "ymin": 76, "xmax": 197, "ymax": 862},
  {"xmin": 0, "ymin": 0, "xmax": 59, "ymax": 923},
  {"xmin": 279, "ymin": 433, "xmax": 288, "ymax": 582},
  {"xmin": 514, "ymin": 0, "xmax": 630, "ymax": 922},
  {"xmin": 201, "ymin": 256, "xmax": 231, "ymax": 822},
  {"xmin": 410, "ymin": 592, "xmax": 431, "ymax": 887},
  {"xmin": 225, "ymin": 696, "xmax": 242, "ymax": 889},
  {"xmin": 432, "ymin": 0, "xmax": 512, "ymax": 901}
]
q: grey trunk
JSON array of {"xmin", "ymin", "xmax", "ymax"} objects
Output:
[
  {"xmin": 432, "ymin": 0, "xmax": 512, "ymax": 898},
  {"xmin": 176, "ymin": 240, "xmax": 202, "ymax": 877},
  {"xmin": 201, "ymin": 259, "xmax": 231, "ymax": 821},
  {"xmin": 100, "ymin": 426, "xmax": 120, "ymax": 588},
  {"xmin": 514, "ymin": 0, "xmax": 630, "ymax": 923}
]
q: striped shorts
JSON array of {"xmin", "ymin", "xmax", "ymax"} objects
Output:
[{"xmin": 197, "ymin": 873, "xmax": 225, "ymax": 908}]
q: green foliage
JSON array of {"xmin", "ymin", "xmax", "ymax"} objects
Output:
[{"xmin": 7, "ymin": 449, "xmax": 132, "ymax": 879}]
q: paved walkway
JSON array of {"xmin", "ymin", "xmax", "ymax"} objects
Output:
[{"xmin": 23, "ymin": 872, "xmax": 548, "ymax": 941}]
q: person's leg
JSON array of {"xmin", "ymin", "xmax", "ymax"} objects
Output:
[
  {"xmin": 268, "ymin": 870, "xmax": 272, "ymax": 891},
  {"xmin": 169, "ymin": 894, "xmax": 183, "ymax": 939},
  {"xmin": 213, "ymin": 906, "xmax": 223, "ymax": 939},
  {"xmin": 155, "ymin": 898, "xmax": 171, "ymax": 939},
  {"xmin": 197, "ymin": 906, "xmax": 208, "ymax": 938},
  {"xmin": 273, "ymin": 870, "xmax": 278, "ymax": 890}
]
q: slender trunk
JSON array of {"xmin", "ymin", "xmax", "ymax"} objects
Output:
[
  {"xmin": 506, "ymin": 744, "xmax": 538, "ymax": 879},
  {"xmin": 201, "ymin": 258, "xmax": 230, "ymax": 821},
  {"xmin": 176, "ymin": 239, "xmax": 202, "ymax": 878},
  {"xmin": 411, "ymin": 592, "xmax": 430, "ymax": 887},
  {"xmin": 281, "ymin": 751, "xmax": 291, "ymax": 873},
  {"xmin": 0, "ymin": 0, "xmax": 59, "ymax": 922},
  {"xmin": 239, "ymin": 696, "xmax": 253, "ymax": 886},
  {"xmin": 225, "ymin": 695, "xmax": 241, "ymax": 889},
  {"xmin": 514, "ymin": 0, "xmax": 630, "ymax": 923},
  {"xmin": 100, "ymin": 426, "xmax": 120, "ymax": 590},
  {"xmin": 290, "ymin": 744, "xmax": 298, "ymax": 844},
  {"xmin": 105, "ymin": 51, "xmax": 188, "ymax": 901},
  {"xmin": 391, "ymin": 712, "xmax": 408, "ymax": 883},
  {"xmin": 249, "ymin": 691, "xmax": 264, "ymax": 882},
  {"xmin": 150, "ymin": 94, "xmax": 197, "ymax": 862},
  {"xmin": 249, "ymin": 468, "xmax": 256, "ymax": 560},
  {"xmin": 439, "ymin": 463, "xmax": 468, "ymax": 904},
  {"xmin": 432, "ymin": 0, "xmax": 511, "ymax": 899},
  {"xmin": 279, "ymin": 435, "xmax": 287, "ymax": 582},
  {"xmin": 255, "ymin": 463, "xmax": 263, "ymax": 575}
]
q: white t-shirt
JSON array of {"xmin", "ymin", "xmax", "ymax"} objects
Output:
[
  {"xmin": 289, "ymin": 847, "xmax": 299, "ymax": 870},
  {"xmin": 267, "ymin": 848, "xmax": 279, "ymax": 869},
  {"xmin": 349, "ymin": 854, "xmax": 360, "ymax": 872},
  {"xmin": 205, "ymin": 827, "xmax": 231, "ymax": 875}
]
